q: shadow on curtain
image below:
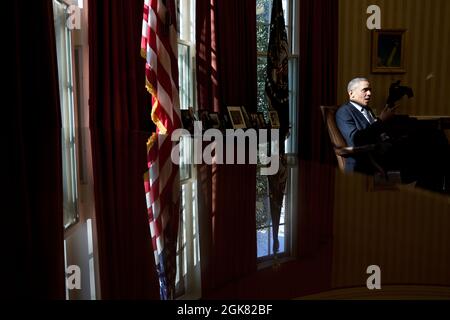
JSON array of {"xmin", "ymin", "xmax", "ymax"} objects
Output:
[
  {"xmin": 196, "ymin": 0, "xmax": 258, "ymax": 297},
  {"xmin": 7, "ymin": 0, "xmax": 65, "ymax": 299},
  {"xmin": 88, "ymin": 0, "xmax": 160, "ymax": 299}
]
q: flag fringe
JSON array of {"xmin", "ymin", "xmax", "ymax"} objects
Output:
[
  {"xmin": 145, "ymin": 80, "xmax": 168, "ymax": 134},
  {"xmin": 146, "ymin": 132, "xmax": 158, "ymax": 154}
]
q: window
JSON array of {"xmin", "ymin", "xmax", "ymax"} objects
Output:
[
  {"xmin": 256, "ymin": 0, "xmax": 299, "ymax": 262},
  {"xmin": 175, "ymin": 0, "xmax": 201, "ymax": 299},
  {"xmin": 54, "ymin": 0, "xmax": 99, "ymax": 300},
  {"xmin": 53, "ymin": 0, "xmax": 79, "ymax": 230}
]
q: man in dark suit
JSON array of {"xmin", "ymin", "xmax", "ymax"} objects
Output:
[
  {"xmin": 335, "ymin": 77, "xmax": 396, "ymax": 174},
  {"xmin": 336, "ymin": 77, "xmax": 449, "ymax": 193}
]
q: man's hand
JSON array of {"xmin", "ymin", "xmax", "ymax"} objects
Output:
[{"xmin": 378, "ymin": 104, "xmax": 398, "ymax": 122}]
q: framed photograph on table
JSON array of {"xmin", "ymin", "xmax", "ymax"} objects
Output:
[
  {"xmin": 250, "ymin": 113, "xmax": 259, "ymax": 129},
  {"xmin": 181, "ymin": 109, "xmax": 194, "ymax": 133},
  {"xmin": 269, "ymin": 110, "xmax": 280, "ymax": 128},
  {"xmin": 199, "ymin": 110, "xmax": 211, "ymax": 129},
  {"xmin": 227, "ymin": 106, "xmax": 247, "ymax": 129},
  {"xmin": 371, "ymin": 29, "xmax": 406, "ymax": 74},
  {"xmin": 257, "ymin": 112, "xmax": 267, "ymax": 129},
  {"xmin": 240, "ymin": 106, "xmax": 252, "ymax": 128},
  {"xmin": 208, "ymin": 112, "xmax": 221, "ymax": 129}
]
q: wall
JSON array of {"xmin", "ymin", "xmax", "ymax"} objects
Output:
[{"xmin": 338, "ymin": 0, "xmax": 450, "ymax": 116}]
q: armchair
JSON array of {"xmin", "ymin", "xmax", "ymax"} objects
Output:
[{"xmin": 320, "ymin": 105, "xmax": 385, "ymax": 175}]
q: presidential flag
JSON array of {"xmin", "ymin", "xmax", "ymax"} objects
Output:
[
  {"xmin": 265, "ymin": 0, "xmax": 289, "ymax": 258},
  {"xmin": 265, "ymin": 0, "xmax": 289, "ymax": 143},
  {"xmin": 141, "ymin": 0, "xmax": 181, "ymax": 300}
]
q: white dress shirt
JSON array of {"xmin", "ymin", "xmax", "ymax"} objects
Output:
[{"xmin": 350, "ymin": 101, "xmax": 376, "ymax": 124}]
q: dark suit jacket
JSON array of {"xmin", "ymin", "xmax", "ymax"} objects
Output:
[{"xmin": 335, "ymin": 102, "xmax": 386, "ymax": 173}]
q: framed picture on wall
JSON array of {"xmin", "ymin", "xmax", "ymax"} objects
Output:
[
  {"xmin": 227, "ymin": 106, "xmax": 247, "ymax": 129},
  {"xmin": 371, "ymin": 29, "xmax": 406, "ymax": 74}
]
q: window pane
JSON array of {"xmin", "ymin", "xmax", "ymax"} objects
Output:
[
  {"xmin": 257, "ymin": 0, "xmax": 289, "ymax": 53},
  {"xmin": 257, "ymin": 56, "xmax": 269, "ymax": 119},
  {"xmin": 178, "ymin": 43, "xmax": 190, "ymax": 110},
  {"xmin": 256, "ymin": 172, "xmax": 270, "ymax": 229},
  {"xmin": 279, "ymin": 196, "xmax": 285, "ymax": 224},
  {"xmin": 270, "ymin": 225, "xmax": 285, "ymax": 253},
  {"xmin": 257, "ymin": 23, "xmax": 270, "ymax": 53},
  {"xmin": 256, "ymin": 0, "xmax": 272, "ymax": 24},
  {"xmin": 285, "ymin": 57, "xmax": 298, "ymax": 154},
  {"xmin": 178, "ymin": 0, "xmax": 195, "ymax": 43},
  {"xmin": 179, "ymin": 135, "xmax": 192, "ymax": 181},
  {"xmin": 257, "ymin": 227, "xmax": 270, "ymax": 257},
  {"xmin": 282, "ymin": 0, "xmax": 288, "ymax": 24}
]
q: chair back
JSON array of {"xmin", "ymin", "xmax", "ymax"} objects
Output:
[{"xmin": 320, "ymin": 105, "xmax": 347, "ymax": 171}]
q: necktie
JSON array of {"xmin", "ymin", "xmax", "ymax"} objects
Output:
[{"xmin": 361, "ymin": 108, "xmax": 375, "ymax": 124}]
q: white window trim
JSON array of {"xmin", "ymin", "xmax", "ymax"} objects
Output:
[{"xmin": 175, "ymin": 0, "xmax": 201, "ymax": 300}]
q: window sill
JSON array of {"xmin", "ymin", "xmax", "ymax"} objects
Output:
[{"xmin": 257, "ymin": 256, "xmax": 295, "ymax": 271}]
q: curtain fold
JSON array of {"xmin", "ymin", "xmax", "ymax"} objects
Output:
[
  {"xmin": 215, "ymin": 0, "xmax": 257, "ymax": 112},
  {"xmin": 88, "ymin": 0, "xmax": 160, "ymax": 299},
  {"xmin": 196, "ymin": 0, "xmax": 220, "ymax": 112},
  {"xmin": 7, "ymin": 0, "xmax": 65, "ymax": 299},
  {"xmin": 297, "ymin": 0, "xmax": 338, "ymax": 257},
  {"xmin": 196, "ymin": 0, "xmax": 257, "ymax": 113},
  {"xmin": 196, "ymin": 0, "xmax": 258, "ymax": 296}
]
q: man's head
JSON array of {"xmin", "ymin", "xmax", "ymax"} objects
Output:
[{"xmin": 347, "ymin": 77, "xmax": 371, "ymax": 107}]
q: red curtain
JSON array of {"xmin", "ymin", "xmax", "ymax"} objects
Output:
[
  {"xmin": 215, "ymin": 1, "xmax": 257, "ymax": 111},
  {"xmin": 196, "ymin": 0, "xmax": 220, "ymax": 112},
  {"xmin": 196, "ymin": 0, "xmax": 258, "ymax": 296},
  {"xmin": 297, "ymin": 0, "xmax": 338, "ymax": 257},
  {"xmin": 196, "ymin": 0, "xmax": 257, "ymax": 113},
  {"xmin": 88, "ymin": 0, "xmax": 160, "ymax": 299},
  {"xmin": 7, "ymin": 0, "xmax": 65, "ymax": 298}
]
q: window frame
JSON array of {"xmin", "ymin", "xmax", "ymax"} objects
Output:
[
  {"xmin": 175, "ymin": 0, "xmax": 201, "ymax": 300},
  {"xmin": 255, "ymin": 0, "xmax": 299, "ymax": 263},
  {"xmin": 53, "ymin": 0, "xmax": 81, "ymax": 231}
]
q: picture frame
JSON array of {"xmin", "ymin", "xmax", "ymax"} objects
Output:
[
  {"xmin": 199, "ymin": 110, "xmax": 211, "ymax": 129},
  {"xmin": 188, "ymin": 106, "xmax": 197, "ymax": 121},
  {"xmin": 257, "ymin": 112, "xmax": 267, "ymax": 129},
  {"xmin": 221, "ymin": 113, "xmax": 232, "ymax": 129},
  {"xmin": 240, "ymin": 106, "xmax": 252, "ymax": 128},
  {"xmin": 181, "ymin": 109, "xmax": 194, "ymax": 133},
  {"xmin": 227, "ymin": 106, "xmax": 247, "ymax": 129},
  {"xmin": 371, "ymin": 29, "xmax": 406, "ymax": 74},
  {"xmin": 269, "ymin": 110, "xmax": 280, "ymax": 128},
  {"xmin": 208, "ymin": 112, "xmax": 221, "ymax": 129},
  {"xmin": 250, "ymin": 112, "xmax": 259, "ymax": 129}
]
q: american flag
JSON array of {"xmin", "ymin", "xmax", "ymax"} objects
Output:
[{"xmin": 141, "ymin": 0, "xmax": 181, "ymax": 300}]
